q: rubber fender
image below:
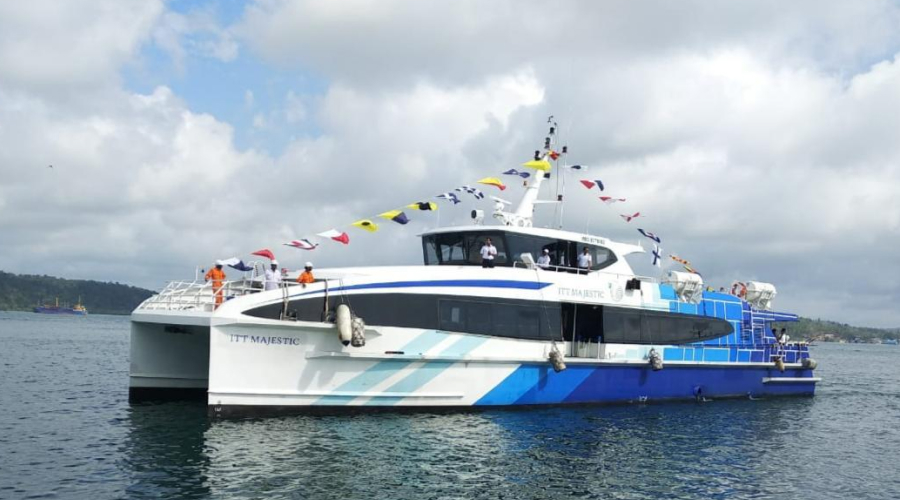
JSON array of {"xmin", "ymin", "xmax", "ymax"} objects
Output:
[
  {"xmin": 548, "ymin": 349, "xmax": 566, "ymax": 373},
  {"xmin": 335, "ymin": 304, "xmax": 352, "ymax": 346},
  {"xmin": 351, "ymin": 317, "xmax": 366, "ymax": 347}
]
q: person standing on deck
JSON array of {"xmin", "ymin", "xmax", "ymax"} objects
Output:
[
  {"xmin": 480, "ymin": 238, "xmax": 497, "ymax": 268},
  {"xmin": 537, "ymin": 248, "xmax": 552, "ymax": 270},
  {"xmin": 205, "ymin": 261, "xmax": 227, "ymax": 308},
  {"xmin": 577, "ymin": 247, "xmax": 593, "ymax": 274},
  {"xmin": 297, "ymin": 262, "xmax": 315, "ymax": 287},
  {"xmin": 264, "ymin": 260, "xmax": 282, "ymax": 291}
]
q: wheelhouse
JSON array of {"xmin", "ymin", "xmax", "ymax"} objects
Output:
[{"xmin": 421, "ymin": 229, "xmax": 618, "ymax": 271}]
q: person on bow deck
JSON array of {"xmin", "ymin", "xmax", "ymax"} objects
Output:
[
  {"xmin": 779, "ymin": 328, "xmax": 790, "ymax": 344},
  {"xmin": 537, "ymin": 248, "xmax": 552, "ymax": 270},
  {"xmin": 264, "ymin": 260, "xmax": 282, "ymax": 291},
  {"xmin": 205, "ymin": 261, "xmax": 226, "ymax": 308},
  {"xmin": 480, "ymin": 237, "xmax": 497, "ymax": 268},
  {"xmin": 577, "ymin": 247, "xmax": 592, "ymax": 274},
  {"xmin": 297, "ymin": 262, "xmax": 315, "ymax": 286}
]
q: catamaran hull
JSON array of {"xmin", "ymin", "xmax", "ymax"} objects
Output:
[{"xmin": 204, "ymin": 319, "xmax": 818, "ymax": 417}]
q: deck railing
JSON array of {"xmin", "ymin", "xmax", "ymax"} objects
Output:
[{"xmin": 135, "ymin": 279, "xmax": 307, "ymax": 312}]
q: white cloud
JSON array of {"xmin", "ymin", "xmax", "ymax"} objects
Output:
[
  {"xmin": 0, "ymin": 0, "xmax": 163, "ymax": 92},
  {"xmin": 2, "ymin": 0, "xmax": 900, "ymax": 328},
  {"xmin": 151, "ymin": 6, "xmax": 238, "ymax": 72}
]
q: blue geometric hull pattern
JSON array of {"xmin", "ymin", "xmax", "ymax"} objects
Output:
[{"xmin": 475, "ymin": 365, "xmax": 816, "ymax": 406}]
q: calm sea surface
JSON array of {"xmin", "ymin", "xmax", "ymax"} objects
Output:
[{"xmin": 1, "ymin": 311, "xmax": 898, "ymax": 500}]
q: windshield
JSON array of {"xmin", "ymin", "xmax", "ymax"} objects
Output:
[
  {"xmin": 423, "ymin": 231, "xmax": 617, "ymax": 271},
  {"xmin": 422, "ymin": 231, "xmax": 509, "ymax": 266}
]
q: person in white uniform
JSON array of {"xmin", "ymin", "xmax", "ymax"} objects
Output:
[
  {"xmin": 264, "ymin": 260, "xmax": 282, "ymax": 291},
  {"xmin": 480, "ymin": 238, "xmax": 498, "ymax": 268},
  {"xmin": 536, "ymin": 248, "xmax": 552, "ymax": 270},
  {"xmin": 577, "ymin": 247, "xmax": 592, "ymax": 274}
]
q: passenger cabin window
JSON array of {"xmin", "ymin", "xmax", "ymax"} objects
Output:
[
  {"xmin": 422, "ymin": 231, "xmax": 617, "ymax": 271},
  {"xmin": 244, "ymin": 294, "xmax": 731, "ymax": 345}
]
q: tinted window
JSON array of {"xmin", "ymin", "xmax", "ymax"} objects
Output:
[
  {"xmin": 244, "ymin": 294, "xmax": 729, "ymax": 345},
  {"xmin": 505, "ymin": 234, "xmax": 558, "ymax": 266},
  {"xmin": 247, "ymin": 293, "xmax": 560, "ymax": 341},
  {"xmin": 602, "ymin": 306, "xmax": 732, "ymax": 344},
  {"xmin": 422, "ymin": 232, "xmax": 509, "ymax": 266},
  {"xmin": 423, "ymin": 232, "xmax": 617, "ymax": 271},
  {"xmin": 572, "ymin": 244, "xmax": 618, "ymax": 271},
  {"xmin": 440, "ymin": 298, "xmax": 559, "ymax": 340}
]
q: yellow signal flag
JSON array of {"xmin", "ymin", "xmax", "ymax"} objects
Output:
[
  {"xmin": 378, "ymin": 210, "xmax": 401, "ymax": 220},
  {"xmin": 477, "ymin": 177, "xmax": 507, "ymax": 191},
  {"xmin": 378, "ymin": 210, "xmax": 411, "ymax": 224},
  {"xmin": 522, "ymin": 159, "xmax": 552, "ymax": 172},
  {"xmin": 407, "ymin": 201, "xmax": 437, "ymax": 211},
  {"xmin": 352, "ymin": 219, "xmax": 379, "ymax": 232}
]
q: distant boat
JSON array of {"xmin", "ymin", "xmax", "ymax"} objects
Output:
[
  {"xmin": 884, "ymin": 339, "xmax": 899, "ymax": 346},
  {"xmin": 34, "ymin": 297, "xmax": 88, "ymax": 316}
]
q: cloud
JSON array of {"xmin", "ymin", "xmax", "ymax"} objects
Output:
[
  {"xmin": 238, "ymin": 0, "xmax": 900, "ymax": 85},
  {"xmin": 152, "ymin": 7, "xmax": 239, "ymax": 72},
  {"xmin": 0, "ymin": 0, "xmax": 163, "ymax": 93},
  {"xmin": 2, "ymin": 0, "xmax": 900, "ymax": 328}
]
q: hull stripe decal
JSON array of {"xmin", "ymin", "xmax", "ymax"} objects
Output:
[
  {"xmin": 365, "ymin": 335, "xmax": 489, "ymax": 406},
  {"xmin": 295, "ymin": 279, "xmax": 552, "ymax": 299},
  {"xmin": 312, "ymin": 330, "xmax": 447, "ymax": 405}
]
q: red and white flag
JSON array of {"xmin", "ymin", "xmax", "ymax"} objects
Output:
[
  {"xmin": 599, "ymin": 196, "xmax": 626, "ymax": 204},
  {"xmin": 317, "ymin": 229, "xmax": 350, "ymax": 245},
  {"xmin": 284, "ymin": 239, "xmax": 318, "ymax": 250},
  {"xmin": 251, "ymin": 248, "xmax": 276, "ymax": 260},
  {"xmin": 620, "ymin": 212, "xmax": 641, "ymax": 222}
]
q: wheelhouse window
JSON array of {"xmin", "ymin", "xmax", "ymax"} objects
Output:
[
  {"xmin": 505, "ymin": 234, "xmax": 618, "ymax": 271},
  {"xmin": 422, "ymin": 231, "xmax": 509, "ymax": 266},
  {"xmin": 423, "ymin": 231, "xmax": 617, "ymax": 271}
]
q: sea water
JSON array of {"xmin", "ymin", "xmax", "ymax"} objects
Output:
[{"xmin": 0, "ymin": 311, "xmax": 898, "ymax": 500}]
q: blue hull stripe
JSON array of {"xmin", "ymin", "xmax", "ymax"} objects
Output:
[
  {"xmin": 296, "ymin": 279, "xmax": 552, "ymax": 299},
  {"xmin": 313, "ymin": 330, "xmax": 448, "ymax": 405},
  {"xmin": 368, "ymin": 335, "xmax": 488, "ymax": 406},
  {"xmin": 475, "ymin": 365, "xmax": 816, "ymax": 405}
]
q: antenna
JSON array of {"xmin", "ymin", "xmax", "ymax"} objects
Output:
[{"xmin": 557, "ymin": 113, "xmax": 576, "ymax": 229}]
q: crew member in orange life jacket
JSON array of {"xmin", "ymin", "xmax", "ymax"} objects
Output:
[
  {"xmin": 205, "ymin": 261, "xmax": 226, "ymax": 308},
  {"xmin": 297, "ymin": 262, "xmax": 315, "ymax": 286}
]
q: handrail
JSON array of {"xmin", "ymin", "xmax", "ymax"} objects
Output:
[
  {"xmin": 511, "ymin": 261, "xmax": 658, "ymax": 283},
  {"xmin": 136, "ymin": 278, "xmax": 308, "ymax": 311}
]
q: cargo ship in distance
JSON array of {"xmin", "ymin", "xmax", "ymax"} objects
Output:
[
  {"xmin": 34, "ymin": 297, "xmax": 88, "ymax": 315},
  {"xmin": 129, "ymin": 123, "xmax": 820, "ymax": 416}
]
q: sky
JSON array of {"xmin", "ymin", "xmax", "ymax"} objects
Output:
[{"xmin": 1, "ymin": 0, "xmax": 899, "ymax": 327}]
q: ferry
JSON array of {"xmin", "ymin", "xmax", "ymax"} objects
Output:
[
  {"xmin": 129, "ymin": 129, "xmax": 819, "ymax": 416},
  {"xmin": 34, "ymin": 297, "xmax": 88, "ymax": 316}
]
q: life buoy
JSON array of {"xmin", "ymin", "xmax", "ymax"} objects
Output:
[{"xmin": 731, "ymin": 282, "xmax": 747, "ymax": 298}]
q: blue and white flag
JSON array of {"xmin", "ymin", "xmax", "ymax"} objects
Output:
[
  {"xmin": 638, "ymin": 229, "xmax": 661, "ymax": 244},
  {"xmin": 502, "ymin": 168, "xmax": 530, "ymax": 179},
  {"xmin": 455, "ymin": 185, "xmax": 485, "ymax": 200},
  {"xmin": 436, "ymin": 192, "xmax": 461, "ymax": 204},
  {"xmin": 221, "ymin": 257, "xmax": 254, "ymax": 272},
  {"xmin": 651, "ymin": 245, "xmax": 663, "ymax": 268}
]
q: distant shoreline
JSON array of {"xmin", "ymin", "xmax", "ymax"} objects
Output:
[
  {"xmin": 0, "ymin": 270, "xmax": 155, "ymax": 316},
  {"xmin": 1, "ymin": 309, "xmax": 131, "ymax": 317}
]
